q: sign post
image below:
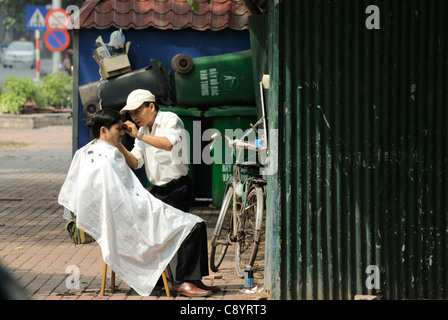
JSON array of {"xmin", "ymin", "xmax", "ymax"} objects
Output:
[
  {"xmin": 25, "ymin": 6, "xmax": 48, "ymax": 80},
  {"xmin": 35, "ymin": 30, "xmax": 40, "ymax": 79},
  {"xmin": 45, "ymin": 8, "xmax": 70, "ymax": 72}
]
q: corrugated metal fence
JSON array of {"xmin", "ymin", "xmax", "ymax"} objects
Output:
[{"xmin": 256, "ymin": 0, "xmax": 448, "ymax": 299}]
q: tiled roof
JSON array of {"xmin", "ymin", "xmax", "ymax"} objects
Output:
[{"xmin": 77, "ymin": 0, "xmax": 251, "ymax": 31}]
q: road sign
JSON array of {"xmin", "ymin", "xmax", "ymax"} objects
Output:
[
  {"xmin": 45, "ymin": 9, "xmax": 70, "ymax": 30},
  {"xmin": 26, "ymin": 6, "xmax": 48, "ymax": 30},
  {"xmin": 44, "ymin": 28, "xmax": 70, "ymax": 52}
]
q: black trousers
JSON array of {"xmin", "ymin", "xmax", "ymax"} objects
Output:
[
  {"xmin": 150, "ymin": 175, "xmax": 209, "ymax": 281},
  {"xmin": 175, "ymin": 221, "xmax": 209, "ymax": 281},
  {"xmin": 150, "ymin": 175, "xmax": 192, "ymax": 212}
]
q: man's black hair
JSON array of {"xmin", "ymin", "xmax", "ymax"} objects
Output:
[
  {"xmin": 144, "ymin": 101, "xmax": 159, "ymax": 111},
  {"xmin": 91, "ymin": 108, "xmax": 123, "ymax": 139}
]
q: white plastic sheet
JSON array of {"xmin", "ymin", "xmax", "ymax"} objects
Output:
[{"xmin": 58, "ymin": 140, "xmax": 202, "ymax": 295}]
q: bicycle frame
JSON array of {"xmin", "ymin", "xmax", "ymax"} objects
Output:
[
  {"xmin": 210, "ymin": 116, "xmax": 267, "ymax": 239},
  {"xmin": 209, "ymin": 78, "xmax": 270, "ymax": 274}
]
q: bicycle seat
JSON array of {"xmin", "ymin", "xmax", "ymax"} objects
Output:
[
  {"xmin": 236, "ymin": 161, "xmax": 264, "ymax": 171},
  {"xmin": 249, "ymin": 177, "xmax": 267, "ymax": 186}
]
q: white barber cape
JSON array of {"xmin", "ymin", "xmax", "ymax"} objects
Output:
[{"xmin": 58, "ymin": 140, "xmax": 202, "ymax": 296}]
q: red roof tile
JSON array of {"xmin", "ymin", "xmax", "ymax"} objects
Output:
[{"xmin": 77, "ymin": 0, "xmax": 250, "ymax": 31}]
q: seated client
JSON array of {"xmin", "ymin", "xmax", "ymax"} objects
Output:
[{"xmin": 58, "ymin": 108, "xmax": 218, "ymax": 297}]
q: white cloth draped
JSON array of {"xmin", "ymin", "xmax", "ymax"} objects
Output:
[{"xmin": 58, "ymin": 140, "xmax": 202, "ymax": 296}]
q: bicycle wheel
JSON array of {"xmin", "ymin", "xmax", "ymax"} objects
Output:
[
  {"xmin": 209, "ymin": 186, "xmax": 234, "ymax": 272},
  {"xmin": 235, "ymin": 186, "xmax": 264, "ymax": 278}
]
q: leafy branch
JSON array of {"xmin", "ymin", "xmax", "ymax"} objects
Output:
[{"xmin": 187, "ymin": 0, "xmax": 211, "ymax": 12}]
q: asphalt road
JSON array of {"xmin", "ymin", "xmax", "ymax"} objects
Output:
[{"xmin": 0, "ymin": 58, "xmax": 53, "ymax": 85}]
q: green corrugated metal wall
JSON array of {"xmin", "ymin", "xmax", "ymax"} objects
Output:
[{"xmin": 254, "ymin": 0, "xmax": 448, "ymax": 299}]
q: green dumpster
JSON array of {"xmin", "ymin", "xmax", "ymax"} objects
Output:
[
  {"xmin": 173, "ymin": 50, "xmax": 255, "ymax": 107},
  {"xmin": 203, "ymin": 106, "xmax": 258, "ymax": 207},
  {"xmin": 156, "ymin": 106, "xmax": 209, "ymax": 200}
]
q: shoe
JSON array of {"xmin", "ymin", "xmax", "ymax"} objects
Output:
[
  {"xmin": 173, "ymin": 282, "xmax": 212, "ymax": 297},
  {"xmin": 191, "ymin": 280, "xmax": 222, "ymax": 293}
]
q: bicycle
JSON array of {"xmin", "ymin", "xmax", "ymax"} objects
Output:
[{"xmin": 208, "ymin": 116, "xmax": 268, "ymax": 278}]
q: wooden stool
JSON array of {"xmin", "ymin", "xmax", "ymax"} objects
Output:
[{"xmin": 100, "ymin": 262, "xmax": 175, "ymax": 296}]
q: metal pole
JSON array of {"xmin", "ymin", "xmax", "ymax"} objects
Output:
[
  {"xmin": 35, "ymin": 29, "xmax": 40, "ymax": 80},
  {"xmin": 52, "ymin": 0, "xmax": 62, "ymax": 73}
]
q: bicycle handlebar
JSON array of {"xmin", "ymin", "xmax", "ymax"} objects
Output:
[{"xmin": 210, "ymin": 132, "xmax": 266, "ymax": 151}]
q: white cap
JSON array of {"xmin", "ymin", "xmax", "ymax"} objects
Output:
[{"xmin": 120, "ymin": 89, "xmax": 155, "ymax": 114}]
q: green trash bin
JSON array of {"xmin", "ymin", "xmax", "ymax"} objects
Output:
[
  {"xmin": 203, "ymin": 106, "xmax": 258, "ymax": 207},
  {"xmin": 173, "ymin": 50, "xmax": 255, "ymax": 107},
  {"xmin": 156, "ymin": 106, "xmax": 209, "ymax": 201}
]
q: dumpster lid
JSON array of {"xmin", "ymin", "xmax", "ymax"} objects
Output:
[
  {"xmin": 203, "ymin": 106, "xmax": 257, "ymax": 117},
  {"xmin": 159, "ymin": 105, "xmax": 203, "ymax": 117}
]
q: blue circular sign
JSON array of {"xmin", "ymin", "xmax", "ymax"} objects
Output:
[{"xmin": 44, "ymin": 28, "xmax": 69, "ymax": 52}]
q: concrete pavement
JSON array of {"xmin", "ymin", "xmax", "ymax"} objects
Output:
[{"xmin": 0, "ymin": 125, "xmax": 267, "ymax": 301}]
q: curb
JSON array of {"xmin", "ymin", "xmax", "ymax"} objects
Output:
[{"xmin": 0, "ymin": 113, "xmax": 72, "ymax": 129}]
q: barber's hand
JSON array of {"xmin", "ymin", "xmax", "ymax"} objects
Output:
[{"xmin": 123, "ymin": 121, "xmax": 139, "ymax": 138}]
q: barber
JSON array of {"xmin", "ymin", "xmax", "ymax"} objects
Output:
[
  {"xmin": 117, "ymin": 89, "xmax": 219, "ymax": 296},
  {"xmin": 117, "ymin": 89, "xmax": 192, "ymax": 212}
]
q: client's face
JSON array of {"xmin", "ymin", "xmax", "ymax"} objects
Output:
[{"xmin": 103, "ymin": 120, "xmax": 125, "ymax": 147}]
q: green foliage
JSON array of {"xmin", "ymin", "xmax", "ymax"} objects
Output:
[
  {"xmin": 0, "ymin": 72, "xmax": 73, "ymax": 114},
  {"xmin": 187, "ymin": 0, "xmax": 211, "ymax": 12},
  {"xmin": 0, "ymin": 93, "xmax": 26, "ymax": 114},
  {"xmin": 0, "ymin": 76, "xmax": 37, "ymax": 114},
  {"xmin": 37, "ymin": 71, "xmax": 73, "ymax": 109},
  {"xmin": 3, "ymin": 76, "xmax": 38, "ymax": 100}
]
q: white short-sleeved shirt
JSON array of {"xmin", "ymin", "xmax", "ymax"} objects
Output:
[{"xmin": 131, "ymin": 111, "xmax": 189, "ymax": 186}]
